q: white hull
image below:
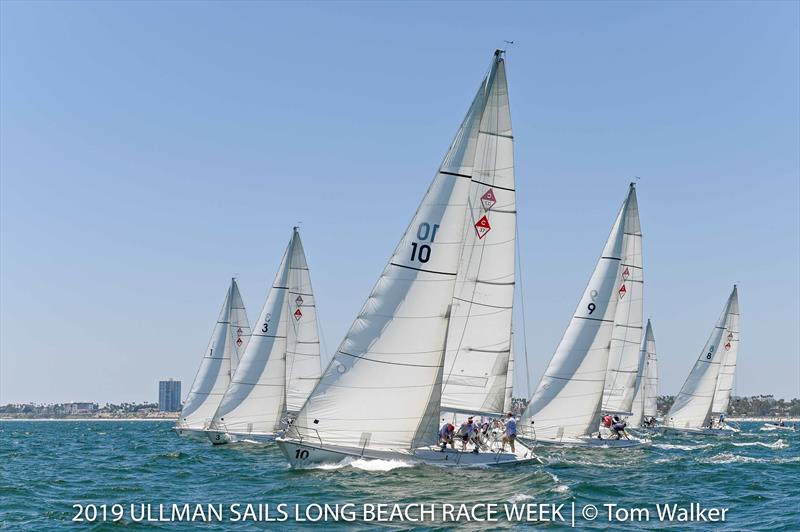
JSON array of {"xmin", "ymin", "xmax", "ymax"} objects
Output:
[
  {"xmin": 276, "ymin": 438, "xmax": 541, "ymax": 468},
  {"xmin": 517, "ymin": 434, "xmax": 645, "ymax": 449},
  {"xmin": 172, "ymin": 426, "xmax": 209, "ymax": 441},
  {"xmin": 661, "ymin": 426, "xmax": 739, "ymax": 436},
  {"xmin": 761, "ymin": 424, "xmax": 795, "ymax": 432},
  {"xmin": 206, "ymin": 430, "xmax": 278, "ymax": 445}
]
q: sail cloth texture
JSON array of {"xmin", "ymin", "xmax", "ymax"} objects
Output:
[
  {"xmin": 629, "ymin": 319, "xmax": 657, "ymax": 427},
  {"xmin": 602, "ymin": 188, "xmax": 644, "ymax": 415},
  {"xmin": 179, "ymin": 279, "xmax": 250, "ymax": 430},
  {"xmin": 712, "ymin": 286, "xmax": 740, "ymax": 414},
  {"xmin": 519, "ymin": 185, "xmax": 636, "ymax": 441},
  {"xmin": 441, "ymin": 57, "xmax": 516, "ymax": 416},
  {"xmin": 211, "ymin": 240, "xmax": 293, "ymax": 435},
  {"xmin": 291, "ymin": 54, "xmax": 507, "ymax": 451},
  {"xmin": 667, "ymin": 286, "xmax": 738, "ymax": 429}
]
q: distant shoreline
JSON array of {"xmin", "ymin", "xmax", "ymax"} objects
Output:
[{"xmin": 0, "ymin": 415, "xmax": 178, "ymax": 421}]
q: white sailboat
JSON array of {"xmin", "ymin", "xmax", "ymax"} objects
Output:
[
  {"xmin": 174, "ymin": 279, "xmax": 251, "ymax": 439},
  {"xmin": 628, "ymin": 319, "xmax": 658, "ymax": 428},
  {"xmin": 206, "ymin": 227, "xmax": 322, "ymax": 444},
  {"xmin": 517, "ymin": 184, "xmax": 644, "ymax": 448},
  {"xmin": 277, "ymin": 51, "xmax": 538, "ymax": 468},
  {"xmin": 664, "ymin": 285, "xmax": 740, "ymax": 436}
]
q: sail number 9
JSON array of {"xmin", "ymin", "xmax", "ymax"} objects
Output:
[
  {"xmin": 587, "ymin": 289, "xmax": 598, "ymax": 314},
  {"xmin": 410, "ymin": 223, "xmax": 440, "ymax": 264}
]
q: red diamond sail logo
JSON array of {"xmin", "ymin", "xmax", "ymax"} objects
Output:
[
  {"xmin": 295, "ymin": 295, "xmax": 304, "ymax": 306},
  {"xmin": 618, "ymin": 284, "xmax": 627, "ymax": 298},
  {"xmin": 480, "ymin": 189, "xmax": 497, "ymax": 211},
  {"xmin": 237, "ymin": 327, "xmax": 243, "ymax": 334},
  {"xmin": 622, "ymin": 267, "xmax": 630, "ymax": 279},
  {"xmin": 474, "ymin": 214, "xmax": 491, "ymax": 239},
  {"xmin": 724, "ymin": 341, "xmax": 731, "ymax": 351},
  {"xmin": 236, "ymin": 337, "xmax": 243, "ymax": 346},
  {"xmin": 294, "ymin": 308, "xmax": 303, "ymax": 321}
]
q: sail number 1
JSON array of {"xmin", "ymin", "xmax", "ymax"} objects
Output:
[{"xmin": 410, "ymin": 223, "xmax": 440, "ymax": 264}]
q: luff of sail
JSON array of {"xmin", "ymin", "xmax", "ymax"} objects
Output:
[
  {"xmin": 711, "ymin": 285, "xmax": 739, "ymax": 414},
  {"xmin": 519, "ymin": 184, "xmax": 635, "ymax": 441},
  {"xmin": 667, "ymin": 286, "xmax": 738, "ymax": 429},
  {"xmin": 629, "ymin": 319, "xmax": 657, "ymax": 428},
  {"xmin": 441, "ymin": 55, "xmax": 516, "ymax": 416},
  {"xmin": 503, "ymin": 341, "xmax": 515, "ymax": 414},
  {"xmin": 285, "ymin": 229, "xmax": 323, "ymax": 414},
  {"xmin": 179, "ymin": 279, "xmax": 251, "ymax": 431},
  {"xmin": 210, "ymin": 237, "xmax": 294, "ymax": 436},
  {"xmin": 289, "ymin": 52, "xmax": 505, "ymax": 452},
  {"xmin": 602, "ymin": 186, "xmax": 643, "ymax": 415}
]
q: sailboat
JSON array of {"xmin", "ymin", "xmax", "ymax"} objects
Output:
[
  {"xmin": 628, "ymin": 319, "xmax": 658, "ymax": 428},
  {"xmin": 517, "ymin": 184, "xmax": 645, "ymax": 448},
  {"xmin": 277, "ymin": 51, "xmax": 538, "ymax": 468},
  {"xmin": 206, "ymin": 227, "xmax": 323, "ymax": 444},
  {"xmin": 174, "ymin": 279, "xmax": 251, "ymax": 439},
  {"xmin": 664, "ymin": 285, "xmax": 739, "ymax": 436}
]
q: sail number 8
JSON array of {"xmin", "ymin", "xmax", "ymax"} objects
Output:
[{"xmin": 410, "ymin": 223, "xmax": 440, "ymax": 264}]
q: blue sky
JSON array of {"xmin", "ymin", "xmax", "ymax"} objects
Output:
[{"xmin": 1, "ymin": 1, "xmax": 798, "ymax": 403}]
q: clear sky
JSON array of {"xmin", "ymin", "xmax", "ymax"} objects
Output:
[{"xmin": 1, "ymin": 1, "xmax": 798, "ymax": 404}]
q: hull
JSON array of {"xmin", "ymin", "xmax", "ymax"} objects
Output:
[
  {"xmin": 275, "ymin": 438, "xmax": 541, "ymax": 468},
  {"xmin": 172, "ymin": 426, "xmax": 208, "ymax": 441},
  {"xmin": 661, "ymin": 426, "xmax": 738, "ymax": 436},
  {"xmin": 206, "ymin": 430, "xmax": 278, "ymax": 445},
  {"xmin": 517, "ymin": 434, "xmax": 645, "ymax": 449}
]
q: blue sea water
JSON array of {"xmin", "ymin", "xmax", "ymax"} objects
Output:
[{"xmin": 0, "ymin": 420, "xmax": 798, "ymax": 531}]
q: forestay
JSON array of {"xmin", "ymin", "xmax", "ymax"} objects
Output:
[
  {"xmin": 629, "ymin": 319, "xmax": 658, "ymax": 427},
  {"xmin": 519, "ymin": 185, "xmax": 636, "ymax": 441},
  {"xmin": 667, "ymin": 286, "xmax": 738, "ymax": 429},
  {"xmin": 441, "ymin": 56, "xmax": 515, "ymax": 416},
  {"xmin": 179, "ymin": 279, "xmax": 250, "ymax": 430},
  {"xmin": 712, "ymin": 286, "xmax": 739, "ymax": 415},
  {"xmin": 290, "ymin": 52, "xmax": 506, "ymax": 451},
  {"xmin": 602, "ymin": 187, "xmax": 643, "ymax": 415}
]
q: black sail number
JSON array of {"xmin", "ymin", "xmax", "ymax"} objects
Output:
[
  {"xmin": 409, "ymin": 222, "xmax": 439, "ymax": 264},
  {"xmin": 587, "ymin": 289, "xmax": 598, "ymax": 315}
]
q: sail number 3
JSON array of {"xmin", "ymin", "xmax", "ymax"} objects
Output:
[{"xmin": 410, "ymin": 223, "xmax": 440, "ymax": 264}]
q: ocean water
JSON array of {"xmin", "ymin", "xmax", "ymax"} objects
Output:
[{"xmin": 1, "ymin": 420, "xmax": 798, "ymax": 531}]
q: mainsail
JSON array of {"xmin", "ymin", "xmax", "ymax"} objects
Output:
[
  {"xmin": 629, "ymin": 319, "xmax": 658, "ymax": 427},
  {"xmin": 712, "ymin": 285, "xmax": 739, "ymax": 414},
  {"xmin": 290, "ymin": 52, "xmax": 507, "ymax": 452},
  {"xmin": 503, "ymin": 342, "xmax": 515, "ymax": 414},
  {"xmin": 441, "ymin": 55, "xmax": 515, "ymax": 416},
  {"xmin": 211, "ymin": 229, "xmax": 321, "ymax": 435},
  {"xmin": 602, "ymin": 187, "xmax": 643, "ymax": 415},
  {"xmin": 667, "ymin": 286, "xmax": 738, "ymax": 429},
  {"xmin": 519, "ymin": 184, "xmax": 636, "ymax": 441},
  {"xmin": 179, "ymin": 279, "xmax": 251, "ymax": 430}
]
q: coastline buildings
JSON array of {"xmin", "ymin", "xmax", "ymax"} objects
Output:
[{"xmin": 158, "ymin": 379, "xmax": 181, "ymax": 412}]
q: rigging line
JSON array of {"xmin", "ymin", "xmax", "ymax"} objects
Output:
[{"xmin": 516, "ymin": 227, "xmax": 532, "ymax": 399}]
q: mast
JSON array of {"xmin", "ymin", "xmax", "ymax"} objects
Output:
[
  {"xmin": 441, "ymin": 51, "xmax": 516, "ymax": 416},
  {"xmin": 667, "ymin": 286, "xmax": 738, "ymax": 429},
  {"xmin": 629, "ymin": 319, "xmax": 656, "ymax": 427},
  {"xmin": 289, "ymin": 52, "xmax": 505, "ymax": 451},
  {"xmin": 519, "ymin": 184, "xmax": 635, "ymax": 440}
]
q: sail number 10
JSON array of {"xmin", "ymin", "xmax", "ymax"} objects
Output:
[{"xmin": 410, "ymin": 223, "xmax": 440, "ymax": 264}]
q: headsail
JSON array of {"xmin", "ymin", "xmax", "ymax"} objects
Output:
[
  {"xmin": 667, "ymin": 286, "xmax": 738, "ymax": 429},
  {"xmin": 211, "ymin": 238, "xmax": 294, "ymax": 435},
  {"xmin": 712, "ymin": 286, "xmax": 739, "ymax": 414},
  {"xmin": 290, "ymin": 52, "xmax": 506, "ymax": 451},
  {"xmin": 441, "ymin": 55, "xmax": 515, "ymax": 416},
  {"xmin": 629, "ymin": 319, "xmax": 657, "ymax": 427},
  {"xmin": 602, "ymin": 187, "xmax": 643, "ymax": 415},
  {"xmin": 503, "ymin": 341, "xmax": 515, "ymax": 414},
  {"xmin": 179, "ymin": 279, "xmax": 251, "ymax": 430},
  {"xmin": 519, "ymin": 184, "xmax": 635, "ymax": 441}
]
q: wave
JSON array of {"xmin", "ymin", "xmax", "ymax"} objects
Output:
[
  {"xmin": 703, "ymin": 453, "xmax": 800, "ymax": 464},
  {"xmin": 653, "ymin": 443, "xmax": 712, "ymax": 451},
  {"xmin": 732, "ymin": 439, "xmax": 788, "ymax": 449},
  {"xmin": 307, "ymin": 457, "xmax": 415, "ymax": 472},
  {"xmin": 508, "ymin": 493, "xmax": 535, "ymax": 503}
]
